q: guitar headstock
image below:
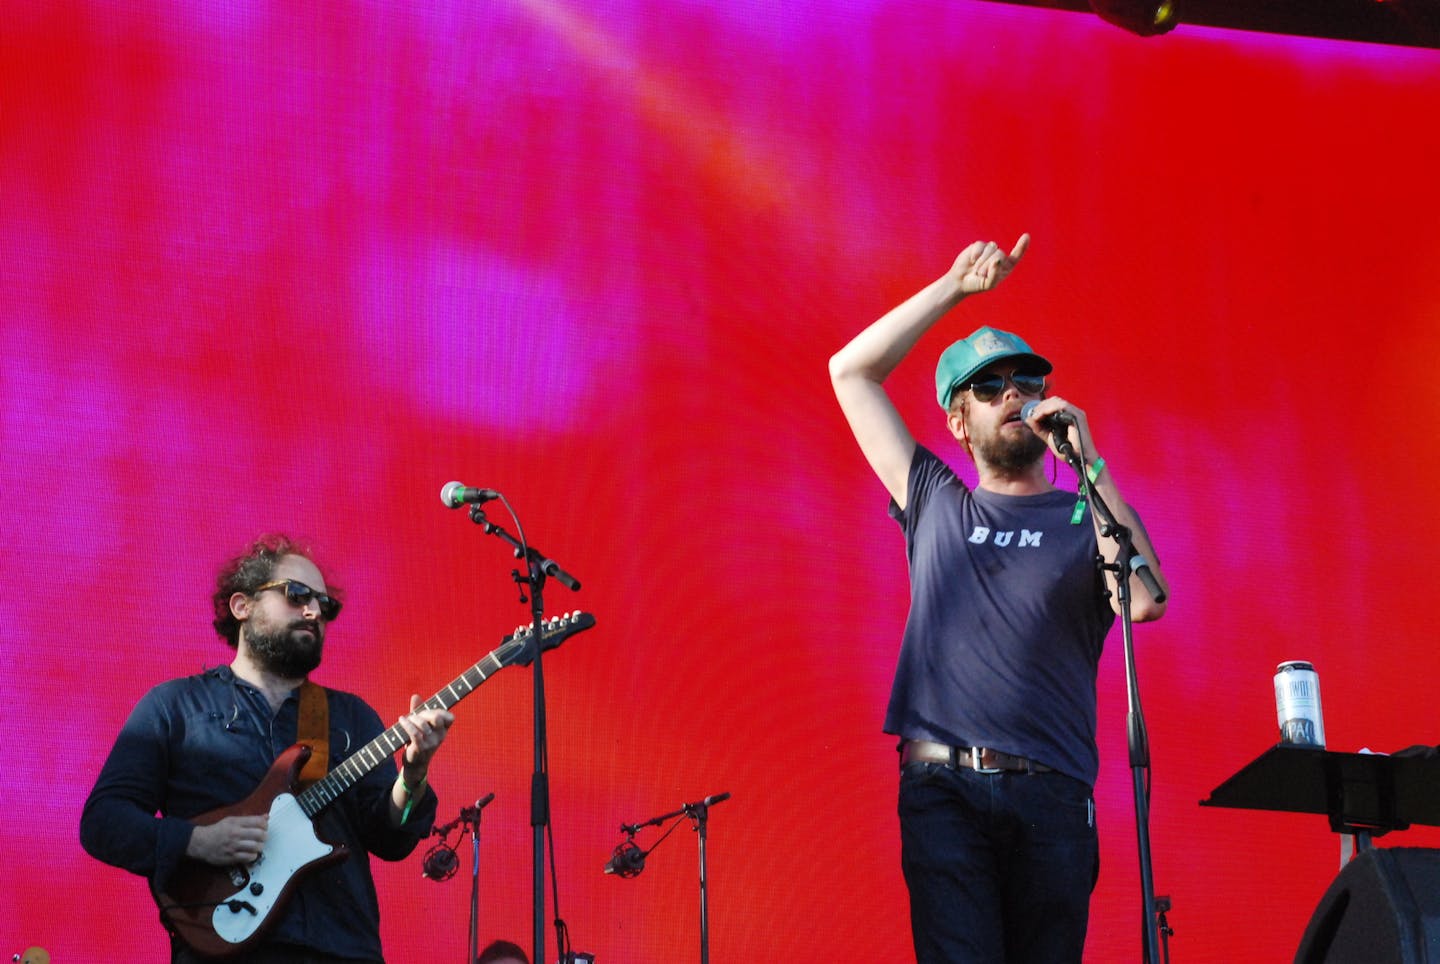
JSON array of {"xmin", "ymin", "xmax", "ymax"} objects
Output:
[{"xmin": 501, "ymin": 611, "xmax": 595, "ymax": 667}]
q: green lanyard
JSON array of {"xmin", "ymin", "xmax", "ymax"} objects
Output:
[{"xmin": 1069, "ymin": 457, "xmax": 1107, "ymax": 525}]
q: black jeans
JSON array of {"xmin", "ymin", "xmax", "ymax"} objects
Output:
[{"xmin": 898, "ymin": 761, "xmax": 1099, "ymax": 963}]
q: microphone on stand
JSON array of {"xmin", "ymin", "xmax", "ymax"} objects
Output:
[
  {"xmin": 603, "ymin": 839, "xmax": 647, "ymax": 878},
  {"xmin": 422, "ymin": 841, "xmax": 459, "ymax": 881},
  {"xmin": 423, "ymin": 792, "xmax": 498, "ymax": 882},
  {"xmin": 440, "ymin": 481, "xmax": 500, "ymax": 508},
  {"xmin": 1020, "ymin": 400, "xmax": 1077, "ymax": 457},
  {"xmin": 1020, "ymin": 400, "xmax": 1076, "ymax": 433}
]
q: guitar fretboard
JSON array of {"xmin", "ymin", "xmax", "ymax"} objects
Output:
[{"xmin": 291, "ymin": 616, "xmax": 589, "ymax": 818}]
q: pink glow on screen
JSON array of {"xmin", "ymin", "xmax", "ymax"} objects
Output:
[{"xmin": 4, "ymin": 0, "xmax": 1440, "ymax": 961}]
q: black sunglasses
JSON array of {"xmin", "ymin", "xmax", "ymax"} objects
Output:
[
  {"xmin": 963, "ymin": 370, "xmax": 1047, "ymax": 403},
  {"xmin": 253, "ymin": 579, "xmax": 342, "ymax": 621}
]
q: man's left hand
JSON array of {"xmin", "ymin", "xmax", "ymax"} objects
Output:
[{"xmin": 397, "ymin": 694, "xmax": 455, "ymax": 770}]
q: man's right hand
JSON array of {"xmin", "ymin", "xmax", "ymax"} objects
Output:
[
  {"xmin": 949, "ymin": 233, "xmax": 1030, "ymax": 294},
  {"xmin": 186, "ymin": 814, "xmax": 269, "ymax": 866}
]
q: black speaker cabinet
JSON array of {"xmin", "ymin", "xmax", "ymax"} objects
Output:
[{"xmin": 1295, "ymin": 847, "xmax": 1440, "ymax": 963}]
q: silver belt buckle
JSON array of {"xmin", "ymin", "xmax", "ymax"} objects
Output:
[{"xmin": 969, "ymin": 746, "xmax": 1004, "ymax": 774}]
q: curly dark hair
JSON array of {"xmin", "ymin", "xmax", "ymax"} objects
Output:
[{"xmin": 211, "ymin": 533, "xmax": 332, "ymax": 647}]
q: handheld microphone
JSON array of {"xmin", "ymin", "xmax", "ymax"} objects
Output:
[
  {"xmin": 603, "ymin": 840, "xmax": 646, "ymax": 878},
  {"xmin": 1020, "ymin": 400, "xmax": 1076, "ymax": 432},
  {"xmin": 440, "ymin": 481, "xmax": 500, "ymax": 508}
]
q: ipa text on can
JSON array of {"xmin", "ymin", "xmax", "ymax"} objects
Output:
[{"xmin": 1275, "ymin": 660, "xmax": 1325, "ymax": 747}]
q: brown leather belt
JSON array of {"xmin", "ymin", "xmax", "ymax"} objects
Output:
[{"xmin": 900, "ymin": 739, "xmax": 1053, "ymax": 774}]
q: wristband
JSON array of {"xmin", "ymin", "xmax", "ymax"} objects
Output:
[
  {"xmin": 399, "ymin": 773, "xmax": 427, "ymax": 824},
  {"xmin": 1086, "ymin": 457, "xmax": 1107, "ymax": 484}
]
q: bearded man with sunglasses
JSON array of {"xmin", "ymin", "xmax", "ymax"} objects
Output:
[
  {"xmin": 82, "ymin": 533, "xmax": 455, "ymax": 963},
  {"xmin": 829, "ymin": 234, "xmax": 1168, "ymax": 963}
]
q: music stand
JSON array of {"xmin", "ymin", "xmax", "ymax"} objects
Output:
[{"xmin": 1201, "ymin": 744, "xmax": 1440, "ymax": 850}]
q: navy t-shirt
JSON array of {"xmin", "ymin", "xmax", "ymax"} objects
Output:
[{"xmin": 885, "ymin": 445, "xmax": 1114, "ymax": 785}]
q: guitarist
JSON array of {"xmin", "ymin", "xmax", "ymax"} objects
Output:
[{"xmin": 81, "ymin": 534, "xmax": 456, "ymax": 963}]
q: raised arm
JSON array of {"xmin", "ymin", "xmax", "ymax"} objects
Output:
[{"xmin": 828, "ymin": 234, "xmax": 1030, "ymax": 507}]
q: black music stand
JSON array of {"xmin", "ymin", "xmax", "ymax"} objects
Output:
[{"xmin": 1201, "ymin": 744, "xmax": 1440, "ymax": 849}]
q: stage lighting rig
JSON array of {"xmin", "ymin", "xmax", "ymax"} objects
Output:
[{"xmin": 1089, "ymin": 0, "xmax": 1180, "ymax": 35}]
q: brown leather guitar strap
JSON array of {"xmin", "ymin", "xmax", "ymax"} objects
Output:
[{"xmin": 296, "ymin": 680, "xmax": 330, "ymax": 788}]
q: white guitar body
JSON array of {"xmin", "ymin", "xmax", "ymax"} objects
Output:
[{"xmin": 211, "ymin": 793, "xmax": 335, "ymax": 946}]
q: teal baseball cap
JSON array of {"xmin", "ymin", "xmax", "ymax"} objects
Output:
[{"xmin": 935, "ymin": 326, "xmax": 1052, "ymax": 409}]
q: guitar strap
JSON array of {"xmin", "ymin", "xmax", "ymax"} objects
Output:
[{"xmin": 296, "ymin": 680, "xmax": 330, "ymax": 788}]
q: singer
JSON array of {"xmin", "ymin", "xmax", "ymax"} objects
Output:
[
  {"xmin": 828, "ymin": 235, "xmax": 1169, "ymax": 962},
  {"xmin": 80, "ymin": 534, "xmax": 456, "ymax": 963}
]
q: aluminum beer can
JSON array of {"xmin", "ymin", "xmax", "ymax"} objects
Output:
[{"xmin": 1274, "ymin": 660, "xmax": 1325, "ymax": 747}]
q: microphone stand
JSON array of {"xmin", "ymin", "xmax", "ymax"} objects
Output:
[
  {"xmin": 432, "ymin": 794, "xmax": 496, "ymax": 964},
  {"xmin": 468, "ymin": 504, "xmax": 580, "ymax": 964},
  {"xmin": 1059, "ymin": 439, "xmax": 1169, "ymax": 964},
  {"xmin": 619, "ymin": 793, "xmax": 730, "ymax": 963},
  {"xmin": 689, "ymin": 795, "xmax": 718, "ymax": 964}
]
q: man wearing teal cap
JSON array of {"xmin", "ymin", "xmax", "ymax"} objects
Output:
[{"xmin": 829, "ymin": 234, "xmax": 1169, "ymax": 962}]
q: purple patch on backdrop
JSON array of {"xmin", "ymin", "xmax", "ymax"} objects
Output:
[
  {"xmin": 161, "ymin": 0, "xmax": 265, "ymax": 37},
  {"xmin": 355, "ymin": 242, "xmax": 635, "ymax": 431},
  {"xmin": 0, "ymin": 328, "xmax": 134, "ymax": 549}
]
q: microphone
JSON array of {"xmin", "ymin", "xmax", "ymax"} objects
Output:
[
  {"xmin": 1020, "ymin": 400, "xmax": 1076, "ymax": 432},
  {"xmin": 422, "ymin": 841, "xmax": 460, "ymax": 881},
  {"xmin": 440, "ymin": 481, "xmax": 500, "ymax": 508},
  {"xmin": 687, "ymin": 792, "xmax": 731, "ymax": 810},
  {"xmin": 603, "ymin": 840, "xmax": 646, "ymax": 878}
]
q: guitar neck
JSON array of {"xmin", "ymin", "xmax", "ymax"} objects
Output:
[
  {"xmin": 290, "ymin": 612, "xmax": 593, "ymax": 817},
  {"xmin": 294, "ymin": 639, "xmax": 520, "ymax": 817}
]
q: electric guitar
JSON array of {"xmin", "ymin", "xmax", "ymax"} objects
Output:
[{"xmin": 152, "ymin": 611, "xmax": 595, "ymax": 959}]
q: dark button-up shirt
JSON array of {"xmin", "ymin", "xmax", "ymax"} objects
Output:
[{"xmin": 81, "ymin": 664, "xmax": 437, "ymax": 962}]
